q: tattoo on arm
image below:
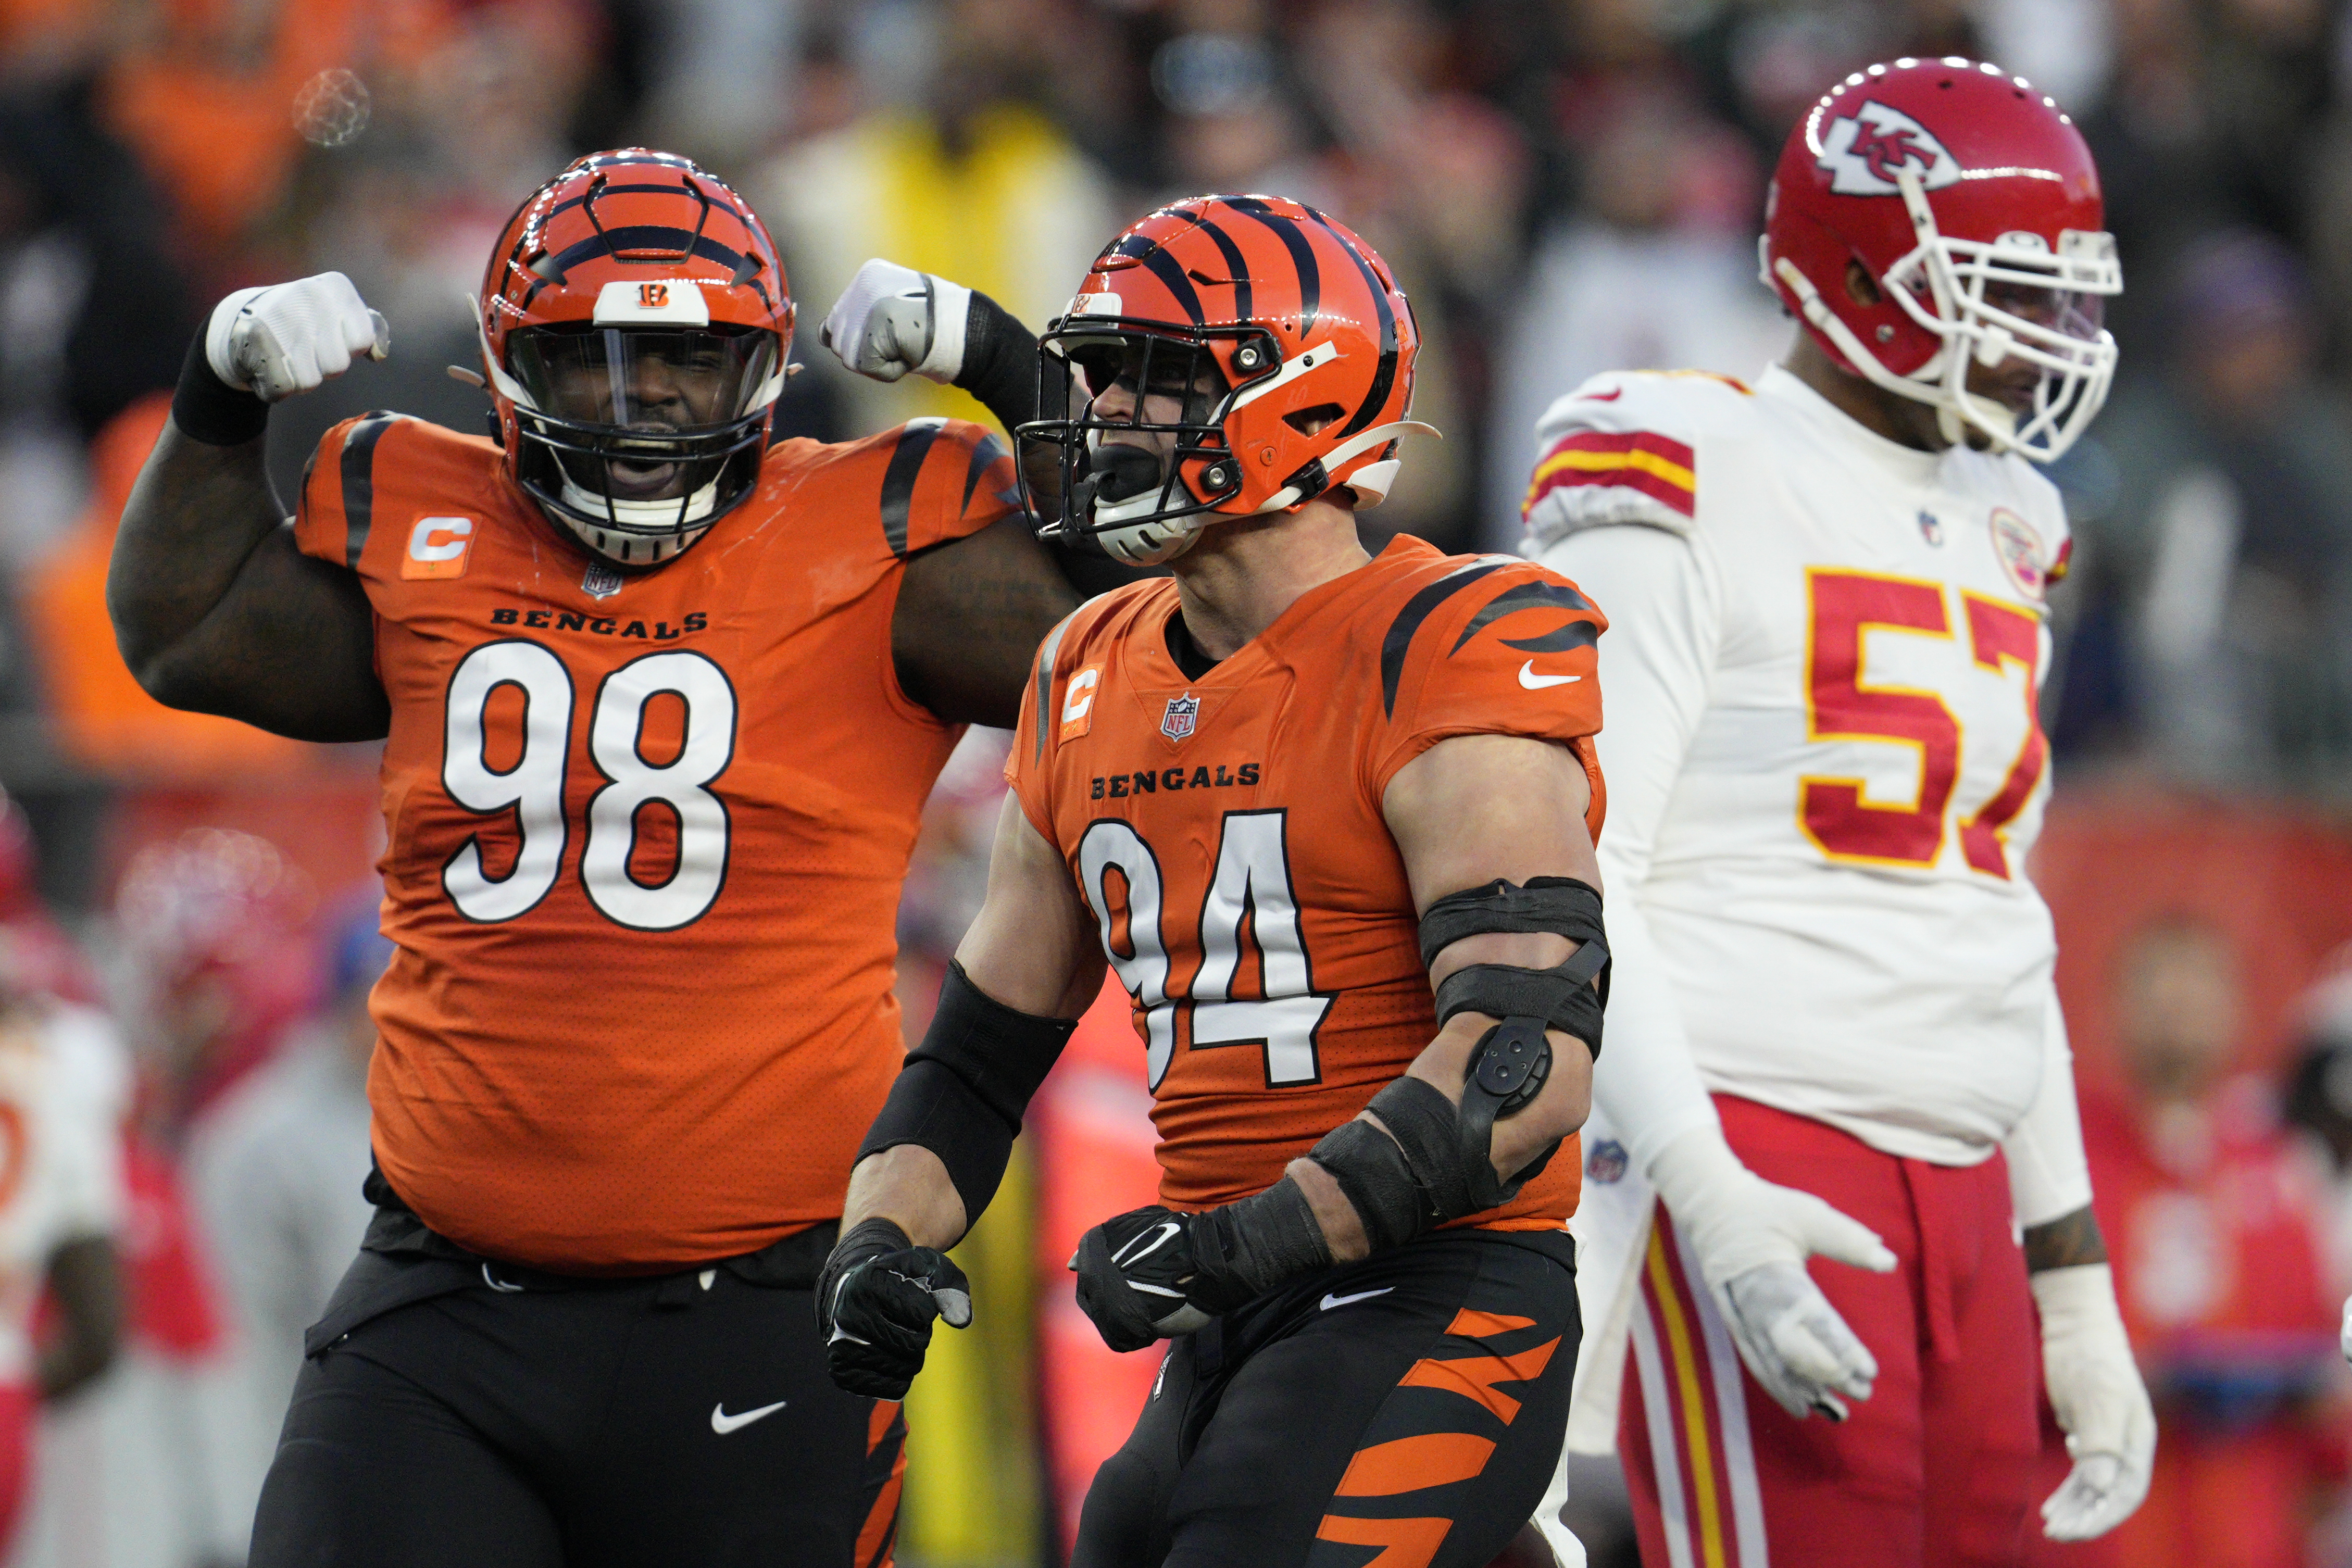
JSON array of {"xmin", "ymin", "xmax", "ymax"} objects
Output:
[
  {"xmin": 894, "ymin": 517, "xmax": 1080, "ymax": 728},
  {"xmin": 2022, "ymin": 1203, "xmax": 2108, "ymax": 1273}
]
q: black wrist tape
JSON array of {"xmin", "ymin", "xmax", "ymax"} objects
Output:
[
  {"xmin": 954, "ymin": 291, "xmax": 1040, "ymax": 430},
  {"xmin": 171, "ymin": 327, "xmax": 269, "ymax": 447},
  {"xmin": 1193, "ymin": 1177, "xmax": 1331, "ymax": 1311}
]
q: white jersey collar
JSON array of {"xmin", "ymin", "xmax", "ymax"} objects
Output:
[{"xmin": 1756, "ymin": 361, "xmax": 1944, "ymax": 488}]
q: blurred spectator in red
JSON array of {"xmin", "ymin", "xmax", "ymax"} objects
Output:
[
  {"xmin": 2038, "ymin": 916, "xmax": 2348, "ymax": 1568},
  {"xmin": 2078, "ymin": 230, "xmax": 2352, "ymax": 786},
  {"xmin": 2280, "ymin": 944, "xmax": 2352, "ymax": 1274},
  {"xmin": 185, "ymin": 892, "xmax": 380, "ymax": 1562},
  {"xmin": 112, "ymin": 829, "xmax": 317, "ymax": 1135}
]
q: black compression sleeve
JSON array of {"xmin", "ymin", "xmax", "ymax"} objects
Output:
[
  {"xmin": 854, "ymin": 962, "xmax": 1077, "ymax": 1228},
  {"xmin": 954, "ymin": 291, "xmax": 1039, "ymax": 431}
]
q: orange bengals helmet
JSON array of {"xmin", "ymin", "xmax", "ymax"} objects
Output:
[
  {"xmin": 1018, "ymin": 195, "xmax": 1435, "ymax": 566},
  {"xmin": 478, "ymin": 149, "xmax": 793, "ymax": 567}
]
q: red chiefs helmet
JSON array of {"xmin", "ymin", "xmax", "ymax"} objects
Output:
[
  {"xmin": 478, "ymin": 149, "xmax": 793, "ymax": 567},
  {"xmin": 1018, "ymin": 195, "xmax": 1436, "ymax": 567},
  {"xmin": 1761, "ymin": 59, "xmax": 2122, "ymax": 462}
]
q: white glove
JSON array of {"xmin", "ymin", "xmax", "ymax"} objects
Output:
[
  {"xmin": 1648, "ymin": 1126, "xmax": 1897, "ymax": 1421},
  {"xmin": 821, "ymin": 258, "xmax": 970, "ymax": 385},
  {"xmin": 206, "ymin": 272, "xmax": 389, "ymax": 403},
  {"xmin": 2033, "ymin": 1264, "xmax": 2155, "ymax": 1540}
]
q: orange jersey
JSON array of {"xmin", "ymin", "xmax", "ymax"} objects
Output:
[
  {"xmin": 1006, "ymin": 536, "xmax": 1608, "ymax": 1230},
  {"xmin": 295, "ymin": 411, "xmax": 1017, "ymax": 1272}
]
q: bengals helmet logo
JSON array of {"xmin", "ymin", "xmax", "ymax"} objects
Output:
[
  {"xmin": 639, "ymin": 282, "xmax": 669, "ymax": 309},
  {"xmin": 1817, "ymin": 102, "xmax": 1962, "ymax": 196}
]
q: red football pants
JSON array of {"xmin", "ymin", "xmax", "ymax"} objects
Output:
[{"xmin": 1619, "ymin": 1097, "xmax": 2038, "ymax": 1568}]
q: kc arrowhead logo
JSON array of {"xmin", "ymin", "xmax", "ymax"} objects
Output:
[{"xmin": 1817, "ymin": 101, "xmax": 1962, "ymax": 196}]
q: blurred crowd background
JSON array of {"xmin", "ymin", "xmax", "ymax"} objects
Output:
[{"xmin": 0, "ymin": 0, "xmax": 2347, "ymax": 1565}]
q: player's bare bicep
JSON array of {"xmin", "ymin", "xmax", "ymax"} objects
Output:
[
  {"xmin": 956, "ymin": 793, "xmax": 1104, "ymax": 1019},
  {"xmin": 153, "ymin": 526, "xmax": 389, "ymax": 742},
  {"xmin": 1381, "ymin": 733, "xmax": 1598, "ymax": 917},
  {"xmin": 894, "ymin": 519, "xmax": 1080, "ymax": 728}
]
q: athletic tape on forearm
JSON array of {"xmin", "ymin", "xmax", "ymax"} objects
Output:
[
  {"xmin": 855, "ymin": 961, "xmax": 1076, "ymax": 1223},
  {"xmin": 1192, "ymin": 1176, "xmax": 1332, "ymax": 1311},
  {"xmin": 171, "ymin": 330, "xmax": 269, "ymax": 447},
  {"xmin": 1307, "ymin": 1119, "xmax": 1428, "ymax": 1251},
  {"xmin": 954, "ymin": 291, "xmax": 1040, "ymax": 431},
  {"xmin": 1363, "ymin": 1076, "xmax": 1485, "ymax": 1222}
]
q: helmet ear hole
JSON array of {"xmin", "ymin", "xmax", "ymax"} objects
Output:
[
  {"xmin": 1845, "ymin": 260, "xmax": 1884, "ymax": 307},
  {"xmin": 1283, "ymin": 403, "xmax": 1346, "ymax": 437}
]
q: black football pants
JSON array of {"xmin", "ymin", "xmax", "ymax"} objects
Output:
[
  {"xmin": 247, "ymin": 1254, "xmax": 903, "ymax": 1568},
  {"xmin": 1073, "ymin": 1228, "xmax": 1580, "ymax": 1568}
]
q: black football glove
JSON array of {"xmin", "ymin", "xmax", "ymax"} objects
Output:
[
  {"xmin": 1070, "ymin": 1205, "xmax": 1223, "ymax": 1353},
  {"xmin": 816, "ymin": 1218, "xmax": 973, "ymax": 1400}
]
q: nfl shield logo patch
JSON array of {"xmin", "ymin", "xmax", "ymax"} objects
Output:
[
  {"xmin": 581, "ymin": 561, "xmax": 624, "ymax": 600},
  {"xmin": 1161, "ymin": 693, "xmax": 1199, "ymax": 743}
]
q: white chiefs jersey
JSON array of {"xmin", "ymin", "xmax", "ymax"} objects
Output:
[
  {"xmin": 1527, "ymin": 363, "xmax": 2069, "ymax": 1163},
  {"xmin": 0, "ymin": 1005, "xmax": 127, "ymax": 1385}
]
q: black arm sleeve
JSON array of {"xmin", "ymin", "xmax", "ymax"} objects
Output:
[
  {"xmin": 855, "ymin": 961, "xmax": 1077, "ymax": 1228},
  {"xmin": 954, "ymin": 291, "xmax": 1039, "ymax": 432}
]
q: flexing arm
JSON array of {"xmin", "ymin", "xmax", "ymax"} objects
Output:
[
  {"xmin": 830, "ymin": 260, "xmax": 1085, "ymax": 727},
  {"xmin": 109, "ymin": 277, "xmax": 391, "ymax": 741},
  {"xmin": 894, "ymin": 519, "xmax": 1080, "ymax": 727}
]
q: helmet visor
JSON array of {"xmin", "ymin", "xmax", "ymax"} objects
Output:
[
  {"xmin": 508, "ymin": 325, "xmax": 778, "ymax": 504},
  {"xmin": 510, "ymin": 325, "xmax": 777, "ymax": 430}
]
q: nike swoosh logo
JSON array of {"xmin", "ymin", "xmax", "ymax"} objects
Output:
[
  {"xmin": 1111, "ymin": 1221, "xmax": 1184, "ymax": 1270},
  {"xmin": 1320, "ymin": 1287, "xmax": 1394, "ymax": 1311},
  {"xmin": 1518, "ymin": 661, "xmax": 1582, "ymax": 690},
  {"xmin": 711, "ymin": 1399, "xmax": 789, "ymax": 1435}
]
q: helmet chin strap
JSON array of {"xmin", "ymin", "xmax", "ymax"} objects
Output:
[
  {"xmin": 1252, "ymin": 420, "xmax": 1443, "ymax": 514},
  {"xmin": 557, "ymin": 472, "xmax": 723, "ymax": 529}
]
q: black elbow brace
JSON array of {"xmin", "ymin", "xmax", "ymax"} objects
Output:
[
  {"xmin": 1307, "ymin": 1044, "xmax": 1563, "ymax": 1250},
  {"xmin": 856, "ymin": 961, "xmax": 1076, "ymax": 1225},
  {"xmin": 1421, "ymin": 876, "xmax": 1610, "ymax": 1060}
]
